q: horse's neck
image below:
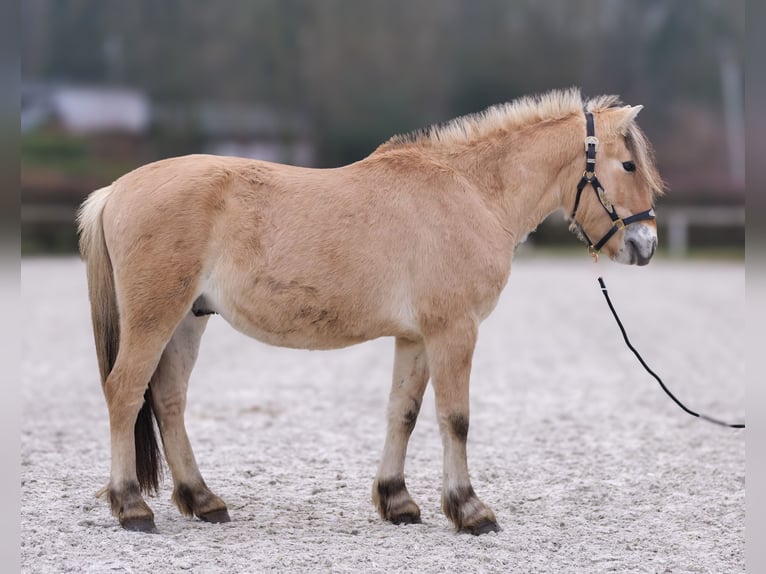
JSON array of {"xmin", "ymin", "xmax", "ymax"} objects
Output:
[{"xmin": 465, "ymin": 120, "xmax": 581, "ymax": 244}]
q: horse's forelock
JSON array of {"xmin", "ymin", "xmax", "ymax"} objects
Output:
[{"xmin": 583, "ymin": 94, "xmax": 624, "ymax": 112}]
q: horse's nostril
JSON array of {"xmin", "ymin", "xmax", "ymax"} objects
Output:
[{"xmin": 628, "ymin": 237, "xmax": 654, "ymax": 266}]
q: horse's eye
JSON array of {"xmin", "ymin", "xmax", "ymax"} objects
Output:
[{"xmin": 622, "ymin": 161, "xmax": 636, "ymax": 172}]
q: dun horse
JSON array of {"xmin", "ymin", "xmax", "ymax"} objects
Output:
[{"xmin": 78, "ymin": 89, "xmax": 663, "ymax": 534}]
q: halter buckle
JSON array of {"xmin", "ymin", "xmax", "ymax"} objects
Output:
[
  {"xmin": 614, "ymin": 218, "xmax": 625, "ymax": 230},
  {"xmin": 584, "ymin": 135, "xmax": 599, "ymax": 150}
]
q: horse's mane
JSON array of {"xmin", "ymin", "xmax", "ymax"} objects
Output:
[
  {"xmin": 380, "ymin": 88, "xmax": 620, "ymax": 150},
  {"xmin": 378, "ymin": 87, "xmax": 664, "ymax": 196}
]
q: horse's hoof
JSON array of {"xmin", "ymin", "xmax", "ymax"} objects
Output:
[
  {"xmin": 391, "ymin": 512, "xmax": 422, "ymax": 525},
  {"xmin": 121, "ymin": 517, "xmax": 158, "ymax": 533},
  {"xmin": 199, "ymin": 509, "xmax": 231, "ymax": 524},
  {"xmin": 462, "ymin": 518, "xmax": 501, "ymax": 536}
]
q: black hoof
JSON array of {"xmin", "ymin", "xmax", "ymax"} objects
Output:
[
  {"xmin": 199, "ymin": 509, "xmax": 231, "ymax": 524},
  {"xmin": 391, "ymin": 513, "xmax": 422, "ymax": 525},
  {"xmin": 462, "ymin": 518, "xmax": 501, "ymax": 536},
  {"xmin": 121, "ymin": 517, "xmax": 158, "ymax": 533}
]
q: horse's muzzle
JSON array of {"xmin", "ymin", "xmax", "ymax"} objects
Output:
[
  {"xmin": 612, "ymin": 223, "xmax": 657, "ymax": 266},
  {"xmin": 627, "ymin": 236, "xmax": 657, "ymax": 265},
  {"xmin": 625, "ymin": 225, "xmax": 658, "ymax": 265}
]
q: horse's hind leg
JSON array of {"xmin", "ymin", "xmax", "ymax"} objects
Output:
[
  {"xmin": 103, "ymin": 260, "xmax": 205, "ymax": 531},
  {"xmin": 150, "ymin": 312, "xmax": 230, "ymax": 523},
  {"xmin": 373, "ymin": 337, "xmax": 429, "ymax": 525},
  {"xmin": 425, "ymin": 318, "xmax": 500, "ymax": 535},
  {"xmin": 103, "ymin": 327, "xmax": 177, "ymax": 532}
]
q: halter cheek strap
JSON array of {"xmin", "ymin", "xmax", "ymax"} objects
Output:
[{"xmin": 570, "ymin": 111, "xmax": 655, "ymax": 254}]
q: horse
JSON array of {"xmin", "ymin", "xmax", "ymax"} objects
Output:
[{"xmin": 77, "ymin": 88, "xmax": 663, "ymax": 535}]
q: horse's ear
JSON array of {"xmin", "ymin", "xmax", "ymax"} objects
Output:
[{"xmin": 614, "ymin": 105, "xmax": 643, "ymax": 133}]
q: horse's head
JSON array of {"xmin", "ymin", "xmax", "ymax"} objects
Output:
[{"xmin": 568, "ymin": 104, "xmax": 664, "ymax": 265}]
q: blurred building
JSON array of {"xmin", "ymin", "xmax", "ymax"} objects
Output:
[
  {"xmin": 22, "ymin": 82, "xmax": 151, "ymax": 159},
  {"xmin": 21, "ymin": 81, "xmax": 315, "ymax": 252},
  {"xmin": 23, "ymin": 82, "xmax": 150, "ymax": 134},
  {"xmin": 154, "ymin": 101, "xmax": 314, "ymax": 166}
]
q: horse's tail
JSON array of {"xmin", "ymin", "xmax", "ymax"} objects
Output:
[{"xmin": 77, "ymin": 186, "xmax": 162, "ymax": 495}]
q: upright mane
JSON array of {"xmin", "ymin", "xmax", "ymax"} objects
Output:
[
  {"xmin": 376, "ymin": 87, "xmax": 664, "ymax": 197},
  {"xmin": 379, "ymin": 88, "xmax": 623, "ymax": 151}
]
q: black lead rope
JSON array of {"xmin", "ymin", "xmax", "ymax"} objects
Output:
[{"xmin": 597, "ymin": 277, "xmax": 745, "ymax": 429}]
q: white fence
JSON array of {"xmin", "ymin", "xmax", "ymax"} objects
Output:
[
  {"xmin": 660, "ymin": 206, "xmax": 744, "ymax": 257},
  {"xmin": 21, "ymin": 202, "xmax": 745, "ymax": 257}
]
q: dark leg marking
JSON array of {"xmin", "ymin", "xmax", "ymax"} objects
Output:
[
  {"xmin": 448, "ymin": 413, "xmax": 469, "ymax": 443},
  {"xmin": 374, "ymin": 478, "xmax": 422, "ymax": 525},
  {"xmin": 442, "ymin": 484, "xmax": 475, "ymax": 525},
  {"xmin": 107, "ymin": 481, "xmax": 158, "ymax": 533},
  {"xmin": 173, "ymin": 483, "xmax": 197, "ymax": 517},
  {"xmin": 376, "ymin": 477, "xmax": 406, "ymax": 500},
  {"xmin": 173, "ymin": 482, "xmax": 231, "ymax": 523},
  {"xmin": 402, "ymin": 398, "xmax": 421, "ymax": 436},
  {"xmin": 443, "ymin": 485, "xmax": 500, "ymax": 535}
]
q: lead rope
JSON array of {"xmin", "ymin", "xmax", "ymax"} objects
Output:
[{"xmin": 597, "ymin": 276, "xmax": 745, "ymax": 429}]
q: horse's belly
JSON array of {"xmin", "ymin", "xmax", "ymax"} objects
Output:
[
  {"xmin": 218, "ymin": 307, "xmax": 398, "ymax": 350},
  {"xmin": 206, "ymin": 281, "xmax": 416, "ymax": 350},
  {"xmin": 225, "ymin": 308, "xmax": 375, "ymax": 349}
]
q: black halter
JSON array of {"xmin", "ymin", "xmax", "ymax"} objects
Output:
[{"xmin": 570, "ymin": 111, "xmax": 656, "ymax": 255}]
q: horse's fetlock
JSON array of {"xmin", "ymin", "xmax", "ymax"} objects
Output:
[
  {"xmin": 106, "ymin": 481, "xmax": 156, "ymax": 531},
  {"xmin": 171, "ymin": 484, "xmax": 196, "ymax": 517},
  {"xmin": 442, "ymin": 485, "xmax": 498, "ymax": 533},
  {"xmin": 172, "ymin": 482, "xmax": 228, "ymax": 520},
  {"xmin": 373, "ymin": 477, "xmax": 421, "ymax": 524}
]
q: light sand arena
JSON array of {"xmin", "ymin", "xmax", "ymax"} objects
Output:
[{"xmin": 21, "ymin": 255, "xmax": 744, "ymax": 573}]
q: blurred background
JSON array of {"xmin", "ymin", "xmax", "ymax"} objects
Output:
[{"xmin": 20, "ymin": 0, "xmax": 744, "ymax": 257}]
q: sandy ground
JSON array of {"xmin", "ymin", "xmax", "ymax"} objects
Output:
[{"xmin": 20, "ymin": 255, "xmax": 744, "ymax": 574}]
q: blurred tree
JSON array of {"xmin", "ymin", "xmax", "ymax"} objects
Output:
[
  {"xmin": 300, "ymin": 0, "xmax": 460, "ymax": 162},
  {"xmin": 21, "ymin": 0, "xmax": 743, "ymax": 173}
]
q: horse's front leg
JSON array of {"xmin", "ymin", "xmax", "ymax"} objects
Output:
[
  {"xmin": 373, "ymin": 337, "xmax": 429, "ymax": 525},
  {"xmin": 426, "ymin": 318, "xmax": 500, "ymax": 535}
]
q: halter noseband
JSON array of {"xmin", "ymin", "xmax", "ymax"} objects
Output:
[{"xmin": 570, "ymin": 111, "xmax": 656, "ymax": 255}]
